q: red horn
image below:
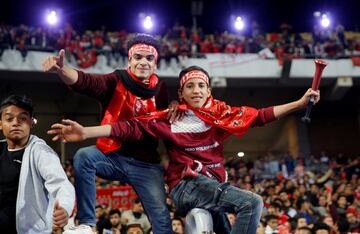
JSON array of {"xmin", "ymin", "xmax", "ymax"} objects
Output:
[
  {"xmin": 302, "ymin": 59, "xmax": 328, "ymax": 123},
  {"xmin": 312, "ymin": 59, "xmax": 328, "ymax": 91}
]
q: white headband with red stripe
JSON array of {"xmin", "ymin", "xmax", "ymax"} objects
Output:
[
  {"xmin": 180, "ymin": 70, "xmax": 209, "ymax": 88},
  {"xmin": 128, "ymin": 44, "xmax": 158, "ymax": 61}
]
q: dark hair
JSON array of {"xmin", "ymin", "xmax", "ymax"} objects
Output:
[
  {"xmin": 133, "ymin": 197, "xmax": 141, "ymax": 204},
  {"xmin": 109, "ymin": 209, "xmax": 121, "ymax": 217},
  {"xmin": 126, "ymin": 223, "xmax": 144, "ymax": 233},
  {"xmin": 265, "ymin": 214, "xmax": 278, "ymax": 223},
  {"xmin": 296, "ymin": 198, "xmax": 311, "ymax": 210},
  {"xmin": 95, "ymin": 204, "xmax": 105, "ymax": 209},
  {"xmin": 172, "ymin": 216, "xmax": 184, "ymax": 226},
  {"xmin": 0, "ymin": 95, "xmax": 33, "ymax": 117},
  {"xmin": 311, "ymin": 222, "xmax": 330, "ymax": 234},
  {"xmin": 127, "ymin": 33, "xmax": 160, "ymax": 54},
  {"xmin": 298, "ymin": 226, "xmax": 312, "ymax": 234},
  {"xmin": 295, "ymin": 214, "xmax": 307, "ymax": 221},
  {"xmin": 270, "ymin": 201, "xmax": 283, "ymax": 210}
]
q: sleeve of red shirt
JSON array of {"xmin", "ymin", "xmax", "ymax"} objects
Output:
[
  {"xmin": 71, "ymin": 72, "xmax": 169, "ymax": 111},
  {"xmin": 69, "ymin": 70, "xmax": 118, "ymax": 108},
  {"xmin": 110, "ymin": 120, "xmax": 145, "ymax": 142},
  {"xmin": 110, "ymin": 119, "xmax": 162, "ymax": 142},
  {"xmin": 252, "ymin": 106, "xmax": 276, "ymax": 127}
]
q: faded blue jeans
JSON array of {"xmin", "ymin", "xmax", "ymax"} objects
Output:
[
  {"xmin": 73, "ymin": 146, "xmax": 172, "ymax": 234},
  {"xmin": 170, "ymin": 174, "xmax": 263, "ymax": 234}
]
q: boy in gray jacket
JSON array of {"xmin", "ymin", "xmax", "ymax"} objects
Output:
[{"xmin": 0, "ymin": 95, "xmax": 75, "ymax": 234}]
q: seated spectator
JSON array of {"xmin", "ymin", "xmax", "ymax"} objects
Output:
[
  {"xmin": 329, "ymin": 194, "xmax": 348, "ymax": 222},
  {"xmin": 96, "ymin": 204, "xmax": 111, "ymax": 234},
  {"xmin": 295, "ymin": 226, "xmax": 311, "ymax": 234},
  {"xmin": 121, "ymin": 198, "xmax": 151, "ymax": 233},
  {"xmin": 296, "ymin": 199, "xmax": 318, "ymax": 225},
  {"xmin": 126, "ymin": 223, "xmax": 144, "ymax": 234},
  {"xmin": 171, "ymin": 217, "xmax": 184, "ymax": 234},
  {"xmin": 257, "ymin": 221, "xmax": 266, "ymax": 234},
  {"xmin": 226, "ymin": 212, "xmax": 236, "ymax": 226},
  {"xmin": 279, "ymin": 191, "xmax": 297, "ymax": 218},
  {"xmin": 322, "ymin": 215, "xmax": 339, "ymax": 234},
  {"xmin": 295, "ymin": 214, "xmax": 309, "ymax": 231},
  {"xmin": 265, "ymin": 214, "xmax": 279, "ymax": 234},
  {"xmin": 311, "ymin": 222, "xmax": 331, "ymax": 234},
  {"xmin": 103, "ymin": 209, "xmax": 124, "ymax": 234},
  {"xmin": 346, "ymin": 210, "xmax": 360, "ymax": 233},
  {"xmin": 313, "ymin": 195, "xmax": 330, "ymax": 217}
]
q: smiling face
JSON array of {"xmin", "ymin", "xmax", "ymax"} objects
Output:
[
  {"xmin": 0, "ymin": 105, "xmax": 32, "ymax": 149},
  {"xmin": 179, "ymin": 78, "xmax": 211, "ymax": 108},
  {"xmin": 128, "ymin": 50, "xmax": 157, "ymax": 80}
]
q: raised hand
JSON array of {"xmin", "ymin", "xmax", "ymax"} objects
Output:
[
  {"xmin": 167, "ymin": 100, "xmax": 184, "ymax": 123},
  {"xmin": 42, "ymin": 49, "xmax": 65, "ymax": 73},
  {"xmin": 298, "ymin": 88, "xmax": 320, "ymax": 109},
  {"xmin": 47, "ymin": 119, "xmax": 86, "ymax": 142}
]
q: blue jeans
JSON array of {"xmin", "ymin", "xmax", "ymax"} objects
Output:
[
  {"xmin": 73, "ymin": 146, "xmax": 172, "ymax": 234},
  {"xmin": 170, "ymin": 175, "xmax": 263, "ymax": 234}
]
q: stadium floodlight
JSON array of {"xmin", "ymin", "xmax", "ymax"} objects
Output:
[
  {"xmin": 313, "ymin": 11, "xmax": 321, "ymax": 17},
  {"xmin": 46, "ymin": 10, "xmax": 58, "ymax": 25},
  {"xmin": 237, "ymin": 152, "xmax": 245, "ymax": 157},
  {"xmin": 234, "ymin": 16, "xmax": 245, "ymax": 31},
  {"xmin": 320, "ymin": 14, "xmax": 330, "ymax": 28},
  {"xmin": 143, "ymin": 16, "xmax": 153, "ymax": 30}
]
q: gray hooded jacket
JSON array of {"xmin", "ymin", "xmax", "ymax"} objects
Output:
[{"xmin": 12, "ymin": 135, "xmax": 75, "ymax": 234}]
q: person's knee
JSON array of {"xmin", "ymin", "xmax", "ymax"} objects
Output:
[
  {"xmin": 232, "ymin": 190, "xmax": 263, "ymax": 213},
  {"xmin": 73, "ymin": 147, "xmax": 95, "ymax": 170},
  {"xmin": 146, "ymin": 195, "xmax": 168, "ymax": 211},
  {"xmin": 142, "ymin": 193, "xmax": 169, "ymax": 214},
  {"xmin": 252, "ymin": 193, "xmax": 264, "ymax": 212}
]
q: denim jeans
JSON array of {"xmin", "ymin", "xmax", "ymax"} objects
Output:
[
  {"xmin": 170, "ymin": 174, "xmax": 263, "ymax": 234},
  {"xmin": 73, "ymin": 146, "xmax": 172, "ymax": 234}
]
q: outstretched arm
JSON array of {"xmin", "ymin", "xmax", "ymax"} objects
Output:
[
  {"xmin": 48, "ymin": 119, "xmax": 111, "ymax": 142},
  {"xmin": 273, "ymin": 88, "xmax": 320, "ymax": 119},
  {"xmin": 42, "ymin": 49, "xmax": 79, "ymax": 85}
]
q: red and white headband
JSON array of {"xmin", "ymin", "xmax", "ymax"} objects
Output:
[
  {"xmin": 180, "ymin": 70, "xmax": 209, "ymax": 88},
  {"xmin": 128, "ymin": 43, "xmax": 158, "ymax": 61}
]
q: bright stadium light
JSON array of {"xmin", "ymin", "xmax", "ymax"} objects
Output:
[
  {"xmin": 234, "ymin": 16, "xmax": 245, "ymax": 30},
  {"xmin": 237, "ymin": 152, "xmax": 245, "ymax": 157},
  {"xmin": 46, "ymin": 10, "xmax": 58, "ymax": 25},
  {"xmin": 313, "ymin": 11, "xmax": 321, "ymax": 17},
  {"xmin": 143, "ymin": 16, "xmax": 153, "ymax": 30},
  {"xmin": 314, "ymin": 11, "xmax": 331, "ymax": 29},
  {"xmin": 320, "ymin": 14, "xmax": 330, "ymax": 28}
]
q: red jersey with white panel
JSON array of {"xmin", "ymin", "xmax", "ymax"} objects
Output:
[{"xmin": 110, "ymin": 108, "xmax": 274, "ymax": 191}]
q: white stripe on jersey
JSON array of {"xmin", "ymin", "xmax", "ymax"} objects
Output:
[{"xmin": 171, "ymin": 110, "xmax": 212, "ymax": 133}]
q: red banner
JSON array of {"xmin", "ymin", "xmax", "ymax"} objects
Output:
[
  {"xmin": 96, "ymin": 186, "xmax": 138, "ymax": 209},
  {"xmin": 352, "ymin": 56, "xmax": 360, "ymax": 66}
]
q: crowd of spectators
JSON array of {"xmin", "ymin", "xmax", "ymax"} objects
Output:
[
  {"xmin": 61, "ymin": 151, "xmax": 359, "ymax": 234},
  {"xmin": 1, "ymin": 22, "xmax": 360, "ymax": 69}
]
